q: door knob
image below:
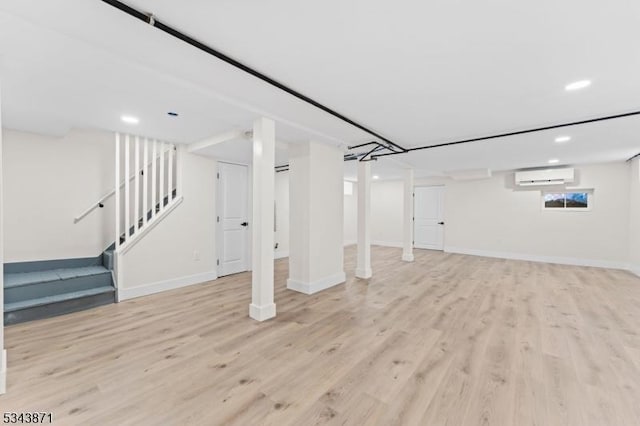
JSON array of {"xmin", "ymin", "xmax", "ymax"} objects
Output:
[
  {"xmin": 438, "ymin": 221, "xmax": 445, "ymax": 225},
  {"xmin": 241, "ymin": 222, "xmax": 249, "ymax": 227}
]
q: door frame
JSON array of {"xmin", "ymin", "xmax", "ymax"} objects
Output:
[
  {"xmin": 216, "ymin": 161, "xmax": 252, "ymax": 276},
  {"xmin": 413, "ymin": 184, "xmax": 446, "ymax": 251}
]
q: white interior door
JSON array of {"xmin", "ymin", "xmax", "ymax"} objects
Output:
[
  {"xmin": 414, "ymin": 186, "xmax": 445, "ymax": 250},
  {"xmin": 218, "ymin": 162, "xmax": 249, "ymax": 276}
]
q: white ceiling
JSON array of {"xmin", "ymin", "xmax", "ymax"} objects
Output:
[{"xmin": 1, "ymin": 0, "xmax": 639, "ymax": 179}]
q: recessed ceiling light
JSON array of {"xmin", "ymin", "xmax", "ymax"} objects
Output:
[
  {"xmin": 554, "ymin": 136, "xmax": 571, "ymax": 143},
  {"xmin": 565, "ymin": 80, "xmax": 591, "ymax": 91},
  {"xmin": 167, "ymin": 112, "xmax": 179, "ymax": 117},
  {"xmin": 548, "ymin": 158, "xmax": 560, "ymax": 164},
  {"xmin": 373, "ymin": 175, "xmax": 380, "ymax": 180},
  {"xmin": 121, "ymin": 115, "xmax": 139, "ymax": 124}
]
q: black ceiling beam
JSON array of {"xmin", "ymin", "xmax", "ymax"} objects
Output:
[
  {"xmin": 371, "ymin": 110, "xmax": 640, "ymax": 160},
  {"xmin": 100, "ymin": 0, "xmax": 408, "ymax": 153}
]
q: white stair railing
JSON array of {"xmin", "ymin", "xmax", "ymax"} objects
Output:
[{"xmin": 114, "ymin": 132, "xmax": 180, "ymax": 251}]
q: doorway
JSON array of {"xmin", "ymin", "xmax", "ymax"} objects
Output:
[
  {"xmin": 217, "ymin": 162, "xmax": 249, "ymax": 276},
  {"xmin": 414, "ymin": 186, "xmax": 445, "ymax": 250}
]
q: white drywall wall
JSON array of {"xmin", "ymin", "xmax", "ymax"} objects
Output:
[
  {"xmin": 343, "ymin": 180, "xmax": 357, "ymax": 245},
  {"xmin": 117, "ymin": 150, "xmax": 217, "ymax": 297},
  {"xmin": 342, "ymin": 162, "xmax": 632, "ymax": 268},
  {"xmin": 0, "ymin": 82, "xmax": 7, "ymax": 394},
  {"xmin": 3, "ymin": 128, "xmax": 115, "ymax": 262},
  {"xmin": 629, "ymin": 158, "xmax": 640, "ymax": 275},
  {"xmin": 442, "ymin": 162, "xmax": 630, "ymax": 267}
]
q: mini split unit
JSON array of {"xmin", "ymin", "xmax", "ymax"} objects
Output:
[{"xmin": 515, "ymin": 168, "xmax": 575, "ymax": 186}]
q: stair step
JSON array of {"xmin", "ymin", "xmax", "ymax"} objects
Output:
[
  {"xmin": 4, "ymin": 266, "xmax": 112, "ymax": 304},
  {"xmin": 4, "ymin": 266, "xmax": 110, "ymax": 288},
  {"xmin": 5, "ymin": 286, "xmax": 115, "ymax": 312},
  {"xmin": 4, "ymin": 287, "xmax": 115, "ymax": 325}
]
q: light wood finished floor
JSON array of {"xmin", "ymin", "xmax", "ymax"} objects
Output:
[{"xmin": 1, "ymin": 246, "xmax": 640, "ymax": 425}]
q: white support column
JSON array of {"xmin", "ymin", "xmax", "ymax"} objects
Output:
[
  {"xmin": 356, "ymin": 161, "xmax": 372, "ymax": 278},
  {"xmin": 249, "ymin": 117, "xmax": 276, "ymax": 321},
  {"xmin": 0, "ymin": 76, "xmax": 7, "ymax": 394},
  {"xmin": 287, "ymin": 141, "xmax": 345, "ymax": 294},
  {"xmin": 402, "ymin": 169, "xmax": 415, "ymax": 262}
]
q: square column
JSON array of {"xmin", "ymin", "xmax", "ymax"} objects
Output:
[
  {"xmin": 249, "ymin": 117, "xmax": 276, "ymax": 321},
  {"xmin": 287, "ymin": 141, "xmax": 345, "ymax": 294},
  {"xmin": 356, "ymin": 161, "xmax": 372, "ymax": 278},
  {"xmin": 402, "ymin": 169, "xmax": 415, "ymax": 262}
]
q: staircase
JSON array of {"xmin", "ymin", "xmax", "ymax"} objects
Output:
[
  {"xmin": 3, "ymin": 133, "xmax": 180, "ymax": 325},
  {"xmin": 3, "ymin": 253, "xmax": 116, "ymax": 325}
]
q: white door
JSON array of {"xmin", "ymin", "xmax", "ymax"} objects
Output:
[
  {"xmin": 414, "ymin": 186, "xmax": 445, "ymax": 250},
  {"xmin": 218, "ymin": 162, "xmax": 249, "ymax": 276}
]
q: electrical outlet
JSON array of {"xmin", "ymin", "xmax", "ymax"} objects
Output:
[{"xmin": 193, "ymin": 250, "xmax": 200, "ymax": 261}]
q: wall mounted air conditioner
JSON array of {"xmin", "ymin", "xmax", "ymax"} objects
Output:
[{"xmin": 515, "ymin": 168, "xmax": 574, "ymax": 186}]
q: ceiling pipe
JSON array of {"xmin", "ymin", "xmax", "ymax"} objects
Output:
[
  {"xmin": 100, "ymin": 0, "xmax": 407, "ymax": 153},
  {"xmin": 369, "ymin": 110, "xmax": 640, "ymax": 160}
]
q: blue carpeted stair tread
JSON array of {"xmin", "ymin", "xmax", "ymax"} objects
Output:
[
  {"xmin": 4, "ymin": 266, "xmax": 110, "ymax": 288},
  {"xmin": 4, "ymin": 286, "xmax": 115, "ymax": 312}
]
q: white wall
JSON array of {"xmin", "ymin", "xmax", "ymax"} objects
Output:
[
  {"xmin": 3, "ymin": 128, "xmax": 114, "ymax": 262},
  {"xmin": 274, "ymin": 171, "xmax": 289, "ymax": 258},
  {"xmin": 343, "ymin": 162, "xmax": 633, "ymax": 268},
  {"xmin": 629, "ymin": 158, "xmax": 640, "ymax": 276},
  {"xmin": 343, "ymin": 180, "xmax": 357, "ymax": 245},
  {"xmin": 442, "ymin": 163, "xmax": 630, "ymax": 267},
  {"xmin": 117, "ymin": 149, "xmax": 218, "ymax": 299},
  {"xmin": 370, "ymin": 180, "xmax": 404, "ymax": 247},
  {"xmin": 0, "ymin": 84, "xmax": 7, "ymax": 394}
]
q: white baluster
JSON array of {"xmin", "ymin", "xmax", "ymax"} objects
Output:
[
  {"xmin": 151, "ymin": 140, "xmax": 157, "ymax": 219},
  {"xmin": 134, "ymin": 136, "xmax": 140, "ymax": 233},
  {"xmin": 142, "ymin": 138, "xmax": 148, "ymax": 226},
  {"xmin": 168, "ymin": 144, "xmax": 174, "ymax": 202},
  {"xmin": 159, "ymin": 142, "xmax": 165, "ymax": 212},
  {"xmin": 124, "ymin": 134, "xmax": 130, "ymax": 242},
  {"xmin": 115, "ymin": 133, "xmax": 121, "ymax": 249}
]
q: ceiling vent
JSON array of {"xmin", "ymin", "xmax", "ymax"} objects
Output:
[{"xmin": 515, "ymin": 168, "xmax": 574, "ymax": 186}]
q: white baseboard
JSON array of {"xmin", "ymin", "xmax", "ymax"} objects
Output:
[
  {"xmin": 402, "ymin": 253, "xmax": 415, "ymax": 262},
  {"xmin": 287, "ymin": 271, "xmax": 346, "ymax": 295},
  {"xmin": 355, "ymin": 268, "xmax": 373, "ymax": 279},
  {"xmin": 629, "ymin": 264, "xmax": 640, "ymax": 278},
  {"xmin": 0, "ymin": 349, "xmax": 6, "ymax": 395},
  {"xmin": 344, "ymin": 240, "xmax": 356, "ymax": 247},
  {"xmin": 274, "ymin": 250, "xmax": 289, "ymax": 260},
  {"xmin": 249, "ymin": 303, "xmax": 276, "ymax": 321},
  {"xmin": 371, "ymin": 240, "xmax": 403, "ymax": 248},
  {"xmin": 118, "ymin": 270, "xmax": 218, "ymax": 301},
  {"xmin": 444, "ymin": 246, "xmax": 629, "ymax": 270}
]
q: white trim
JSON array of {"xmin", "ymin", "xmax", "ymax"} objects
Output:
[
  {"xmin": 249, "ymin": 302, "xmax": 276, "ymax": 321},
  {"xmin": 444, "ymin": 246, "xmax": 629, "ymax": 270},
  {"xmin": 118, "ymin": 270, "xmax": 218, "ymax": 301},
  {"xmin": 118, "ymin": 197, "xmax": 183, "ymax": 255},
  {"xmin": 0, "ymin": 349, "xmax": 6, "ymax": 395},
  {"xmin": 287, "ymin": 271, "xmax": 346, "ymax": 295},
  {"xmin": 355, "ymin": 268, "xmax": 372, "ymax": 279},
  {"xmin": 371, "ymin": 240, "xmax": 403, "ymax": 248},
  {"xmin": 629, "ymin": 264, "xmax": 640, "ymax": 278},
  {"xmin": 402, "ymin": 253, "xmax": 415, "ymax": 262},
  {"xmin": 274, "ymin": 250, "xmax": 289, "ymax": 260},
  {"xmin": 344, "ymin": 240, "xmax": 356, "ymax": 246}
]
